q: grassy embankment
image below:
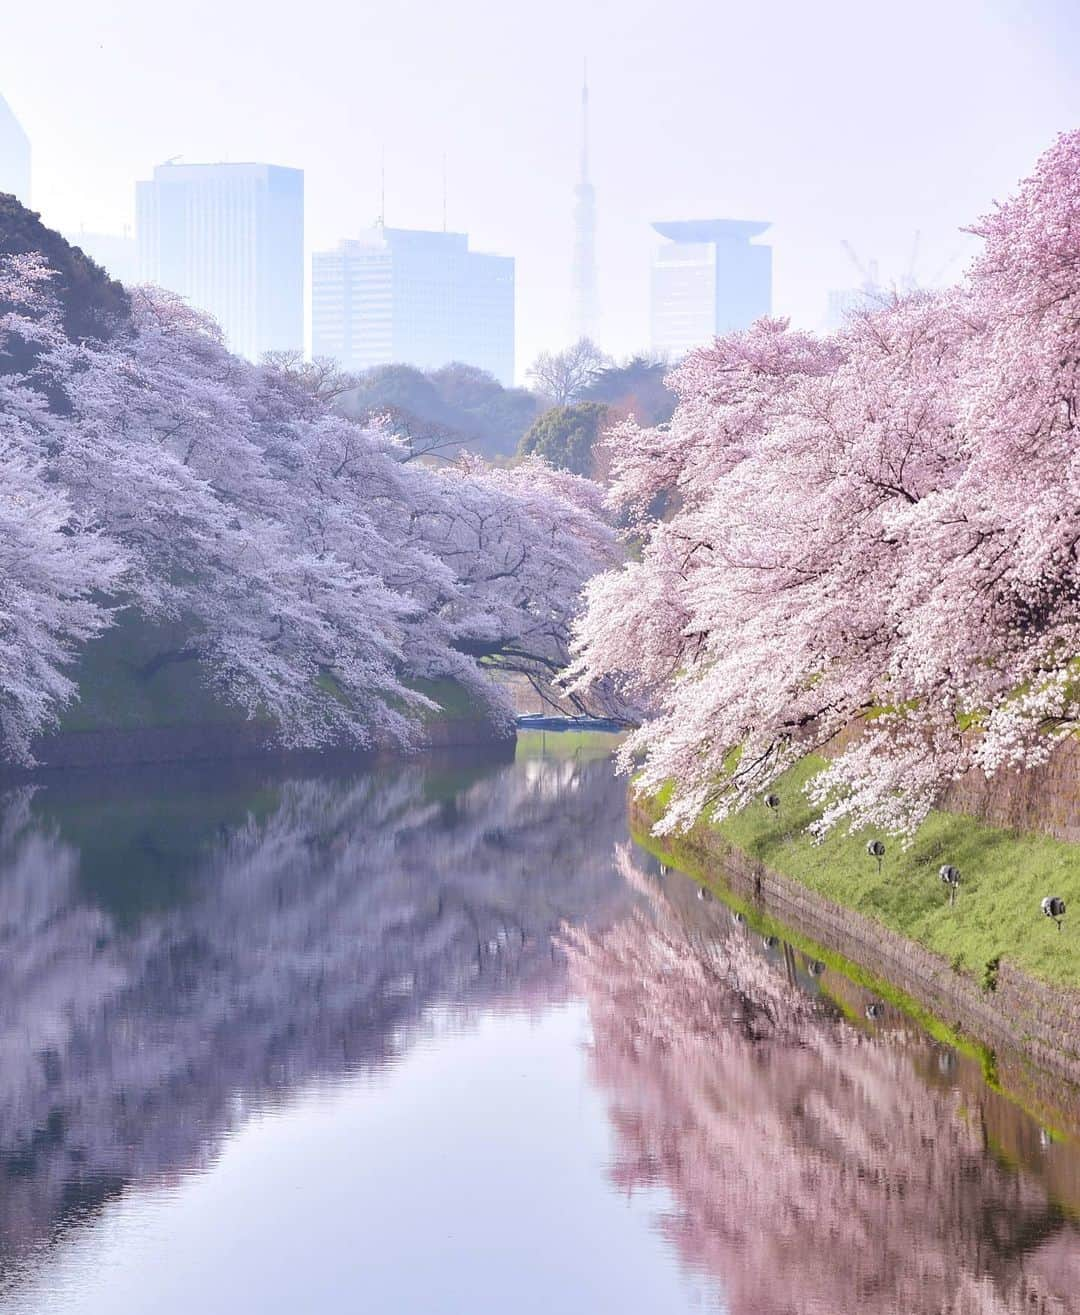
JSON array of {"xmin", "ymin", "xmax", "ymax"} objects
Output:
[
  {"xmin": 55, "ymin": 614, "xmax": 484, "ymax": 737},
  {"xmin": 643, "ymin": 753, "xmax": 1080, "ymax": 990}
]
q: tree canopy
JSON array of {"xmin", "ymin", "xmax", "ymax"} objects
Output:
[
  {"xmin": 338, "ymin": 360, "xmax": 541, "ymax": 460},
  {"xmin": 516, "ymin": 401, "xmax": 610, "ymax": 477},
  {"xmin": 0, "ymin": 194, "xmax": 129, "ymax": 376},
  {"xmin": 581, "ymin": 355, "xmax": 675, "ymax": 427},
  {"xmin": 0, "ymin": 252, "xmax": 614, "ymax": 763},
  {"xmin": 569, "ymin": 131, "xmax": 1080, "ymax": 841}
]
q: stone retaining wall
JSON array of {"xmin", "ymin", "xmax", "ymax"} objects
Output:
[
  {"xmin": 828, "ymin": 721, "xmax": 1080, "ymax": 843},
  {"xmin": 631, "ymin": 796, "xmax": 1080, "ymax": 1089},
  {"xmin": 942, "ymin": 736, "xmax": 1080, "ymax": 843}
]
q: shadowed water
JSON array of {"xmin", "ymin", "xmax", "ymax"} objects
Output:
[{"xmin": 0, "ymin": 743, "xmax": 1077, "ymax": 1313}]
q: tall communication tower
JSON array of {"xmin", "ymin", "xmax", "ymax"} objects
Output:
[{"xmin": 571, "ymin": 62, "xmax": 598, "ymax": 341}]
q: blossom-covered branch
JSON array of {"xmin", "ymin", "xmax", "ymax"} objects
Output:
[
  {"xmin": 0, "ymin": 253, "xmax": 616, "ymax": 762},
  {"xmin": 569, "ymin": 132, "xmax": 1080, "ymax": 838}
]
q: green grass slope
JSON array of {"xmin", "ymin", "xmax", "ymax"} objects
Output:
[
  {"xmin": 655, "ymin": 754, "xmax": 1080, "ymax": 989},
  {"xmin": 53, "ymin": 615, "xmax": 487, "ymax": 739},
  {"xmin": 58, "ymin": 615, "xmax": 242, "ymax": 732}
]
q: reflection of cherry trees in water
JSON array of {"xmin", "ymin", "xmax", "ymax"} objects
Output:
[
  {"xmin": 0, "ymin": 754, "xmax": 634, "ymax": 1272},
  {"xmin": 564, "ymin": 848, "xmax": 1080, "ymax": 1315},
  {"xmin": 5, "ymin": 768, "xmax": 1078, "ymax": 1311}
]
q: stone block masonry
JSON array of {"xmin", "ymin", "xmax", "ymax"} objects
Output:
[{"xmin": 631, "ymin": 795, "xmax": 1080, "ymax": 1091}]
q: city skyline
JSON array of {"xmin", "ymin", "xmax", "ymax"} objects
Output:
[
  {"xmin": 0, "ymin": 0, "xmax": 1077, "ymax": 374},
  {"xmin": 7, "ymin": 104, "xmax": 774, "ymax": 375}
]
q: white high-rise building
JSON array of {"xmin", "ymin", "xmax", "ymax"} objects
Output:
[
  {"xmin": 311, "ymin": 227, "xmax": 515, "ymax": 385},
  {"xmin": 650, "ymin": 219, "xmax": 772, "ymax": 359},
  {"xmin": 0, "ymin": 93, "xmax": 30, "ymax": 205},
  {"xmin": 136, "ymin": 161, "xmax": 303, "ymax": 360}
]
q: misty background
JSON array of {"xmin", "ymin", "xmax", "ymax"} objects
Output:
[{"xmin": 2, "ymin": 0, "xmax": 1078, "ymax": 372}]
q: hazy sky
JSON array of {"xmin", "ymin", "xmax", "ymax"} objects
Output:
[{"xmin": 2, "ymin": 0, "xmax": 1078, "ymax": 374}]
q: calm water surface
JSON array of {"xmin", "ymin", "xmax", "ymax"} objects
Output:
[{"xmin": 0, "ymin": 741, "xmax": 1078, "ymax": 1313}]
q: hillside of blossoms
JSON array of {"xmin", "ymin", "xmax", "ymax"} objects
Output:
[
  {"xmin": 571, "ymin": 130, "xmax": 1080, "ymax": 841},
  {"xmin": 0, "ymin": 225, "xmax": 617, "ymax": 766},
  {"xmin": 1, "ymin": 21, "xmax": 1079, "ymax": 1308}
]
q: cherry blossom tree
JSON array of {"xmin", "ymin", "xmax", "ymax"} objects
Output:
[
  {"xmin": 569, "ymin": 131, "xmax": 1080, "ymax": 839},
  {"xmin": 405, "ymin": 454, "xmax": 619, "ymax": 713},
  {"xmin": 0, "ymin": 256, "xmax": 126, "ymax": 762},
  {"xmin": 0, "ymin": 248, "xmax": 616, "ymax": 763}
]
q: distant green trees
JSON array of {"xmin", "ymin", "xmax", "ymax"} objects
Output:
[
  {"xmin": 514, "ymin": 357, "xmax": 675, "ymax": 478},
  {"xmin": 517, "ymin": 402, "xmax": 610, "ymax": 476},
  {"xmin": 525, "ymin": 338, "xmax": 610, "ymax": 405},
  {"xmin": 338, "ymin": 362, "xmax": 541, "ymax": 460},
  {"xmin": 582, "ymin": 355, "xmax": 675, "ymax": 426}
]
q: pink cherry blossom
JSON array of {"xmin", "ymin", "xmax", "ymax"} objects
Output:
[
  {"xmin": 0, "ymin": 256, "xmax": 616, "ymax": 763},
  {"xmin": 570, "ymin": 132, "xmax": 1080, "ymax": 839}
]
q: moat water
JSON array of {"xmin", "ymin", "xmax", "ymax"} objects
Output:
[{"xmin": 0, "ymin": 738, "xmax": 1077, "ymax": 1313}]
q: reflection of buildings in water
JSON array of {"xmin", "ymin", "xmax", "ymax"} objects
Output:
[
  {"xmin": 565, "ymin": 847, "xmax": 1080, "ymax": 1315},
  {"xmin": 0, "ymin": 755, "xmax": 634, "ymax": 1272}
]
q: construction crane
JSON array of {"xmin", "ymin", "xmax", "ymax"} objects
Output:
[
  {"xmin": 840, "ymin": 240, "xmax": 881, "ymax": 295},
  {"xmin": 842, "ymin": 230, "xmax": 960, "ymax": 296},
  {"xmin": 928, "ymin": 249, "xmax": 963, "ymax": 286},
  {"xmin": 902, "ymin": 231, "xmax": 921, "ymax": 292}
]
